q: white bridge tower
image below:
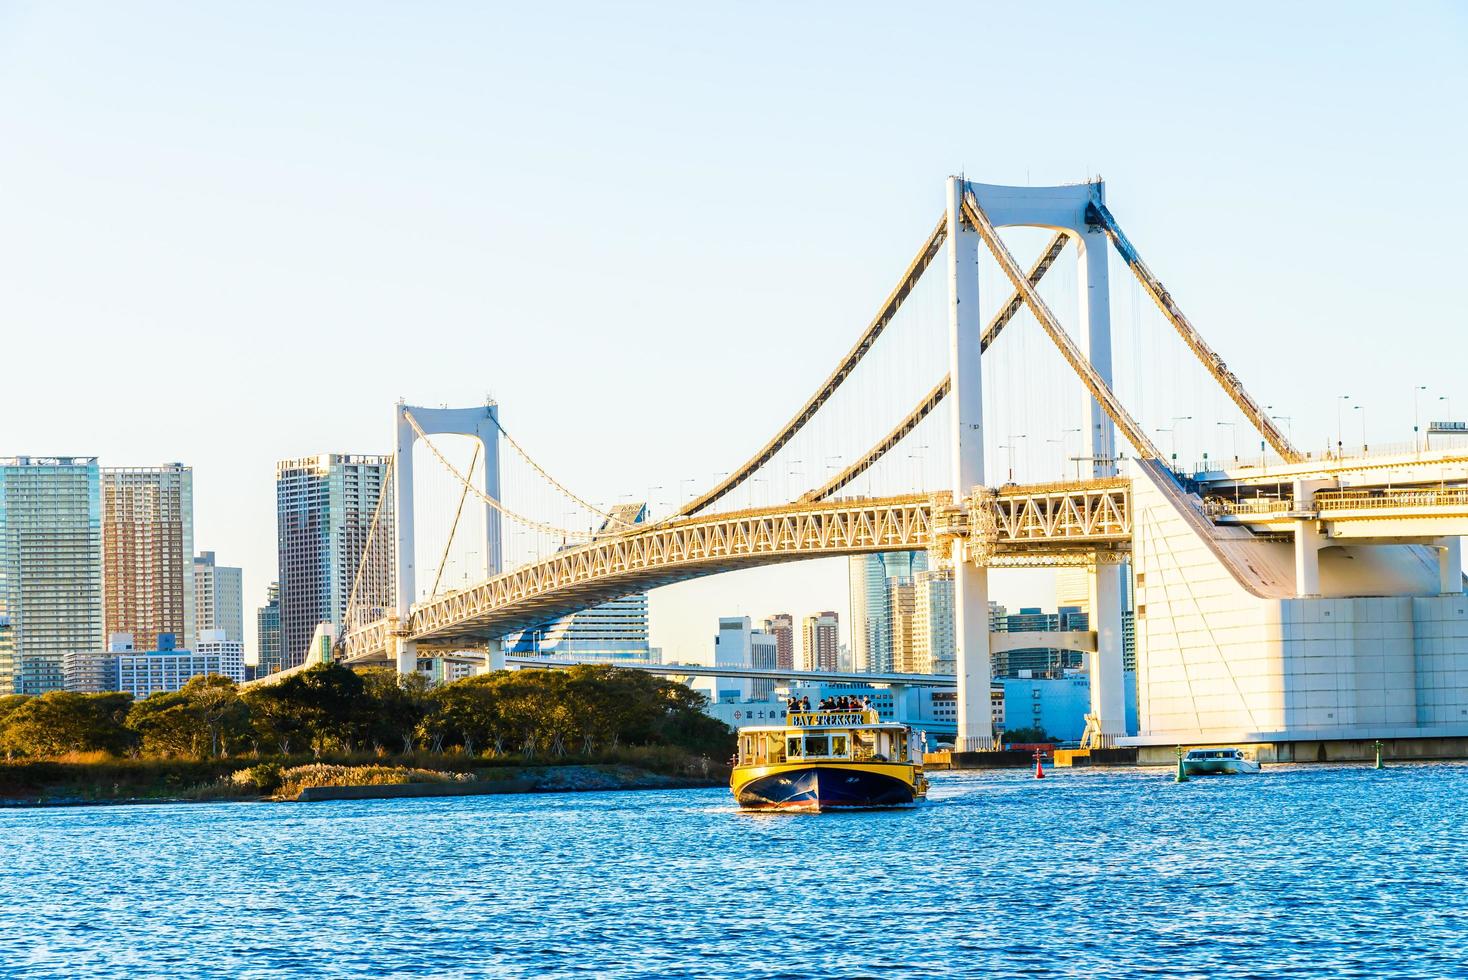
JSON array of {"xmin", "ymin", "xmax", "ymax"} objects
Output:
[
  {"xmin": 949, "ymin": 177, "xmax": 1127, "ymax": 751},
  {"xmin": 392, "ymin": 401, "xmax": 504, "ymax": 674}
]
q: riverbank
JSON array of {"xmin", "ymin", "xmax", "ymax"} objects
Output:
[{"xmin": 0, "ymin": 750, "xmax": 726, "ymax": 807}]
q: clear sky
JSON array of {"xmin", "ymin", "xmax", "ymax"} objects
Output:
[{"xmin": 2, "ymin": 3, "xmax": 1465, "ymax": 664}]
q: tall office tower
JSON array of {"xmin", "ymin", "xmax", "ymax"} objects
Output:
[
  {"xmin": 889, "ymin": 581, "xmax": 918, "ymax": 673},
  {"xmin": 276, "ymin": 454, "xmax": 393, "ymax": 670},
  {"xmin": 801, "ymin": 611, "xmax": 839, "ymax": 672},
  {"xmin": 193, "ymin": 551, "xmax": 244, "ymax": 644},
  {"xmin": 0, "ymin": 457, "xmax": 104, "ymax": 694},
  {"xmin": 257, "ymin": 582, "xmax": 282, "ymax": 675},
  {"xmin": 764, "ymin": 613, "xmax": 795, "ymax": 670},
  {"xmin": 912, "ymin": 567, "xmax": 956, "ymax": 675},
  {"xmin": 101, "ymin": 465, "xmax": 194, "ymax": 655},
  {"xmin": 509, "ymin": 504, "xmax": 657, "ymax": 664},
  {"xmin": 848, "ymin": 551, "xmax": 928, "ymax": 672}
]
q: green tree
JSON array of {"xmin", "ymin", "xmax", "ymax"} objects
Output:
[
  {"xmin": 0, "ymin": 691, "xmax": 133, "ymax": 757},
  {"xmin": 126, "ymin": 691, "xmax": 208, "ymax": 758},
  {"xmin": 356, "ymin": 667, "xmax": 432, "ymax": 753},
  {"xmin": 125, "ymin": 676, "xmax": 253, "ymax": 758},
  {"xmin": 242, "ymin": 683, "xmax": 304, "ymax": 756},
  {"xmin": 0, "ymin": 694, "xmax": 29, "ymax": 730},
  {"xmin": 426, "ymin": 676, "xmax": 501, "ymax": 755}
]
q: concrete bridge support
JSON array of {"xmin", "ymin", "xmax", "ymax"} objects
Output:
[
  {"xmin": 1088, "ymin": 563, "xmax": 1127, "ymax": 745},
  {"xmin": 947, "ymin": 176, "xmax": 993, "ymax": 752},
  {"xmin": 1440, "ymin": 537, "xmax": 1464, "ymax": 595}
]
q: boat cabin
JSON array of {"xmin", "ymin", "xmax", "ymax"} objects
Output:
[
  {"xmin": 735, "ymin": 710, "xmax": 915, "ymax": 766},
  {"xmin": 1185, "ymin": 748, "xmax": 1246, "ymax": 761}
]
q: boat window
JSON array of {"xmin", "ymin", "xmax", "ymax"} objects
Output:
[
  {"xmin": 767, "ymin": 735, "xmax": 784, "ymax": 764},
  {"xmin": 786, "ymin": 736, "xmax": 802, "ymax": 759},
  {"xmin": 853, "ymin": 731, "xmax": 877, "ymax": 762},
  {"xmin": 830, "ymin": 734, "xmax": 849, "ymax": 757},
  {"xmin": 804, "ymin": 735, "xmax": 830, "ymax": 757}
]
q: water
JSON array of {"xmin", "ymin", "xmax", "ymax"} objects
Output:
[{"xmin": 1, "ymin": 764, "xmax": 1465, "ymax": 979}]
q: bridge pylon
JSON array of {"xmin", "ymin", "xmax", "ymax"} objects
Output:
[
  {"xmin": 951, "ymin": 177, "xmax": 1133, "ymax": 749},
  {"xmin": 393, "ymin": 401, "xmax": 503, "ymax": 674}
]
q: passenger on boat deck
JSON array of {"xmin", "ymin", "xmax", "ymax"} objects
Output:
[{"xmin": 800, "ymin": 697, "xmax": 811, "ymax": 711}]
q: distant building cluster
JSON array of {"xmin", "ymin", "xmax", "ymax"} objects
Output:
[{"xmin": 0, "ymin": 457, "xmax": 243, "ymax": 697}]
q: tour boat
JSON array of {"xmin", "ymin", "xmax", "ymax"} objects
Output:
[
  {"xmin": 1182, "ymin": 747, "xmax": 1261, "ymax": 775},
  {"xmin": 730, "ymin": 707, "xmax": 928, "ymax": 812}
]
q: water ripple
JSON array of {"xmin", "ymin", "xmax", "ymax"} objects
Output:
[{"xmin": 1, "ymin": 764, "xmax": 1466, "ymax": 978}]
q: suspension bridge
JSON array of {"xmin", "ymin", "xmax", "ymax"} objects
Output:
[{"xmin": 287, "ymin": 177, "xmax": 1467, "ymax": 756}]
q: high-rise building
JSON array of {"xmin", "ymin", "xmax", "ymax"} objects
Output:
[
  {"xmin": 0, "ymin": 613, "xmax": 14, "ymax": 694},
  {"xmin": 848, "ymin": 551, "xmax": 928, "ymax": 673},
  {"xmin": 801, "ymin": 611, "xmax": 839, "ymax": 672},
  {"xmin": 764, "ymin": 613, "xmax": 795, "ymax": 671},
  {"xmin": 889, "ymin": 581, "xmax": 919, "ymax": 673},
  {"xmin": 713, "ymin": 615, "xmax": 778, "ymax": 701},
  {"xmin": 509, "ymin": 505, "xmax": 658, "ymax": 664},
  {"xmin": 193, "ymin": 551, "xmax": 243, "ymax": 645},
  {"xmin": 510, "ymin": 592, "xmax": 659, "ymax": 664},
  {"xmin": 912, "ymin": 568, "xmax": 956, "ymax": 675},
  {"xmin": 256, "ymin": 582, "xmax": 281, "ymax": 674},
  {"xmin": 0, "ymin": 457, "xmax": 104, "ymax": 695},
  {"xmin": 275, "ymin": 454, "xmax": 393, "ymax": 670},
  {"xmin": 100, "ymin": 465, "xmax": 194, "ymax": 657}
]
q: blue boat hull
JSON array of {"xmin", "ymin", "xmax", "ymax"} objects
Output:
[{"xmin": 734, "ymin": 765, "xmax": 919, "ymax": 812}]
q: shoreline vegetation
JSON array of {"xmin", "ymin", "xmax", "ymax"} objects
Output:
[{"xmin": 0, "ymin": 663, "xmax": 733, "ymax": 807}]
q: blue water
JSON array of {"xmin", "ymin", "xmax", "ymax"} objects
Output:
[{"xmin": 1, "ymin": 764, "xmax": 1465, "ymax": 979}]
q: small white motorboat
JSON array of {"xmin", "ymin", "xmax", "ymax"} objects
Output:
[{"xmin": 1182, "ymin": 747, "xmax": 1260, "ymax": 775}]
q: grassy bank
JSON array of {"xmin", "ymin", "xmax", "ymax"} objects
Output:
[{"xmin": 0, "ymin": 746, "xmax": 728, "ymax": 806}]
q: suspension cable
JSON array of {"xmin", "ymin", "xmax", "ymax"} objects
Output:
[
  {"xmin": 431, "ymin": 441, "xmax": 480, "ymax": 596},
  {"xmin": 963, "ymin": 191, "xmax": 1165, "ymax": 461},
  {"xmin": 490, "ymin": 414, "xmax": 634, "ymax": 528},
  {"xmin": 676, "ymin": 214, "xmax": 949, "ymax": 517},
  {"xmin": 341, "ymin": 458, "xmax": 395, "ymax": 638},
  {"xmin": 403, "ymin": 410, "xmax": 592, "ymax": 540}
]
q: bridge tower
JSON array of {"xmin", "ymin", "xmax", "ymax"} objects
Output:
[
  {"xmin": 392, "ymin": 401, "xmax": 503, "ymax": 674},
  {"xmin": 951, "ymin": 177, "xmax": 1128, "ymax": 748}
]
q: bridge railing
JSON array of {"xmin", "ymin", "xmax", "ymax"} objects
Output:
[{"xmin": 1314, "ymin": 487, "xmax": 1468, "ymax": 511}]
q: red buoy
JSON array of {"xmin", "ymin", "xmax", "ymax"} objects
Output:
[{"xmin": 1034, "ymin": 751, "xmax": 1045, "ymax": 779}]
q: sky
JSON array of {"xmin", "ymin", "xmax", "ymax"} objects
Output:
[{"xmin": 2, "ymin": 2, "xmax": 1465, "ymax": 664}]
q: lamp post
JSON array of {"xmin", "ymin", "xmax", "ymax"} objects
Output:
[
  {"xmin": 1413, "ymin": 386, "xmax": 1428, "ymax": 453},
  {"xmin": 1157, "ymin": 427, "xmax": 1175, "ymax": 469},
  {"xmin": 1063, "ymin": 427, "xmax": 1082, "ymax": 479},
  {"xmin": 1171, "ymin": 416, "xmax": 1192, "ymax": 468},
  {"xmin": 999, "ymin": 443, "xmax": 1016, "ymax": 483},
  {"xmin": 1353, "ymin": 405, "xmax": 1367, "ymax": 453},
  {"xmin": 1217, "ymin": 421, "xmax": 1239, "ymax": 462},
  {"xmin": 1336, "ymin": 395, "xmax": 1351, "ymax": 457}
]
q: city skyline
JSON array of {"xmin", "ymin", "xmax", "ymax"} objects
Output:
[{"xmin": 3, "ymin": 4, "xmax": 1464, "ymax": 667}]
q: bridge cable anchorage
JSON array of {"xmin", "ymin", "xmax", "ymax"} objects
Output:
[
  {"xmin": 961, "ymin": 191, "xmax": 1165, "ymax": 463},
  {"xmin": 1084, "ymin": 197, "xmax": 1303, "ymax": 465},
  {"xmin": 675, "ymin": 214, "xmax": 949, "ymax": 518},
  {"xmin": 488, "ymin": 413, "xmax": 636, "ymax": 529},
  {"xmin": 806, "ymin": 231, "xmax": 1072, "ymax": 503},
  {"xmin": 340, "ymin": 458, "xmax": 396, "ymax": 646},
  {"xmin": 402, "ymin": 409, "xmax": 594, "ymax": 541},
  {"xmin": 431, "ymin": 441, "xmax": 480, "ymax": 597}
]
